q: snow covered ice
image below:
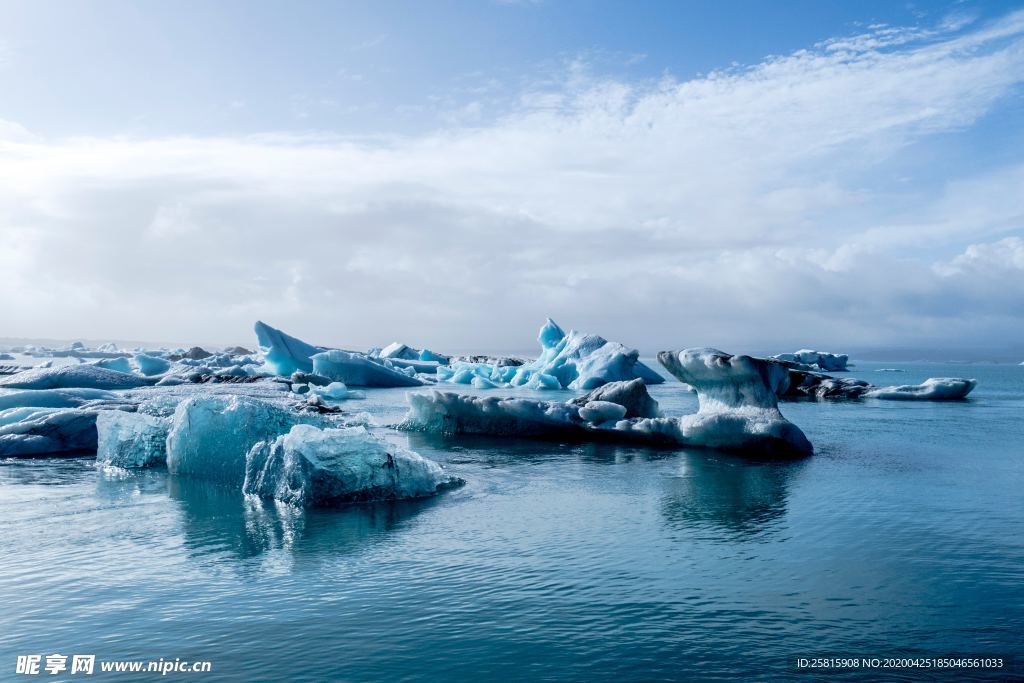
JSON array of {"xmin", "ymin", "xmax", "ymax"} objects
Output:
[{"xmin": 243, "ymin": 424, "xmax": 460, "ymax": 506}]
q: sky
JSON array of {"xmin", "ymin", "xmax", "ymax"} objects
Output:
[{"xmin": 1, "ymin": 0, "xmax": 1023, "ymax": 358}]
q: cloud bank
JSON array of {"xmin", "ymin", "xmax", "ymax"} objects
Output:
[{"xmin": 1, "ymin": 11, "xmax": 1023, "ymax": 356}]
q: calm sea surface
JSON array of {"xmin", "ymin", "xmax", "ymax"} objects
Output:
[{"xmin": 2, "ymin": 361, "xmax": 1022, "ymax": 681}]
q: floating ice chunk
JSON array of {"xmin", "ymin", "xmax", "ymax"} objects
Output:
[
  {"xmin": 243, "ymin": 424, "xmax": 460, "ymax": 506},
  {"xmin": 864, "ymin": 377, "xmax": 976, "ymax": 400},
  {"xmin": 134, "ymin": 353, "xmax": 172, "ymax": 376},
  {"xmin": 309, "ymin": 382, "xmax": 365, "ymax": 401},
  {"xmin": 96, "ymin": 411, "xmax": 169, "ymax": 468},
  {"xmin": 93, "ymin": 357, "xmax": 133, "ymax": 373},
  {"xmin": 166, "ymin": 395, "xmax": 323, "ymax": 485},
  {"xmin": 254, "ymin": 320, "xmax": 326, "ymax": 375},
  {"xmin": 440, "ymin": 318, "xmax": 663, "ymax": 391},
  {"xmin": 0, "ymin": 388, "xmax": 116, "ymax": 410},
  {"xmin": 772, "ymin": 349, "xmax": 849, "ymax": 372},
  {"xmin": 567, "ymin": 378, "xmax": 662, "ymax": 418},
  {"xmin": 0, "ymin": 353, "xmax": 13, "ymax": 361},
  {"xmin": 419, "ymin": 349, "xmax": 450, "ymax": 364},
  {"xmin": 578, "ymin": 400, "xmax": 627, "ymax": 424},
  {"xmin": 379, "ymin": 342, "xmax": 421, "ymax": 360},
  {"xmin": 0, "ymin": 407, "xmax": 99, "ymax": 457},
  {"xmin": 312, "ymin": 350, "xmax": 425, "ymax": 387},
  {"xmin": 658, "ymin": 349, "xmax": 812, "ymax": 455},
  {"xmin": 0, "ymin": 364, "xmax": 151, "ymax": 390}
]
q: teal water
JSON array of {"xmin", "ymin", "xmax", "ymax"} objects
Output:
[{"xmin": 1, "ymin": 361, "xmax": 1022, "ymax": 681}]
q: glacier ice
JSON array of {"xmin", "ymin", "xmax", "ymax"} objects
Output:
[
  {"xmin": 135, "ymin": 353, "xmax": 172, "ymax": 376},
  {"xmin": 864, "ymin": 377, "xmax": 977, "ymax": 400},
  {"xmin": 93, "ymin": 357, "xmax": 133, "ymax": 373},
  {"xmin": 771, "ymin": 349, "xmax": 849, "ymax": 372},
  {"xmin": 438, "ymin": 318, "xmax": 664, "ymax": 391},
  {"xmin": 0, "ymin": 364, "xmax": 151, "ymax": 390},
  {"xmin": 403, "ymin": 349, "xmax": 813, "ymax": 456},
  {"xmin": 658, "ymin": 348, "xmax": 813, "ymax": 455},
  {"xmin": 243, "ymin": 424, "xmax": 460, "ymax": 506},
  {"xmin": 309, "ymin": 381, "xmax": 365, "ymax": 401},
  {"xmin": 254, "ymin": 320, "xmax": 326, "ymax": 375},
  {"xmin": 166, "ymin": 395, "xmax": 324, "ymax": 485},
  {"xmin": 312, "ymin": 350, "xmax": 425, "ymax": 387},
  {"xmin": 95, "ymin": 410, "xmax": 169, "ymax": 468},
  {"xmin": 0, "ymin": 407, "xmax": 100, "ymax": 457},
  {"xmin": 0, "ymin": 388, "xmax": 116, "ymax": 410},
  {"xmin": 379, "ymin": 342, "xmax": 421, "ymax": 360}
]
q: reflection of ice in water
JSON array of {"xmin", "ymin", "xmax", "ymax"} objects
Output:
[
  {"xmin": 163, "ymin": 473, "xmax": 440, "ymax": 566},
  {"xmin": 661, "ymin": 451, "xmax": 806, "ymax": 541}
]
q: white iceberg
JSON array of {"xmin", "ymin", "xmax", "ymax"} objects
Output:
[
  {"xmin": 312, "ymin": 350, "xmax": 425, "ymax": 387},
  {"xmin": 166, "ymin": 395, "xmax": 323, "ymax": 485},
  {"xmin": 659, "ymin": 348, "xmax": 813, "ymax": 455},
  {"xmin": 0, "ymin": 364, "xmax": 151, "ymax": 390},
  {"xmin": 243, "ymin": 424, "xmax": 460, "ymax": 506},
  {"xmin": 254, "ymin": 320, "xmax": 326, "ymax": 375},
  {"xmin": 864, "ymin": 377, "xmax": 977, "ymax": 400},
  {"xmin": 771, "ymin": 349, "xmax": 849, "ymax": 372},
  {"xmin": 309, "ymin": 381, "xmax": 365, "ymax": 401},
  {"xmin": 96, "ymin": 410, "xmax": 169, "ymax": 468},
  {"xmin": 0, "ymin": 407, "xmax": 99, "ymax": 457},
  {"xmin": 403, "ymin": 350, "xmax": 812, "ymax": 457}
]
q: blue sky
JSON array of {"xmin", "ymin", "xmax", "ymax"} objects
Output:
[{"xmin": 1, "ymin": 1, "xmax": 1023, "ymax": 356}]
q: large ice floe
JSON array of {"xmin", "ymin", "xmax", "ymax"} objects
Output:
[
  {"xmin": 243, "ymin": 424, "xmax": 460, "ymax": 506},
  {"xmin": 436, "ymin": 318, "xmax": 664, "ymax": 391},
  {"xmin": 165, "ymin": 395, "xmax": 325, "ymax": 485},
  {"xmin": 402, "ymin": 348, "xmax": 813, "ymax": 457},
  {"xmin": 771, "ymin": 349, "xmax": 849, "ymax": 372},
  {"xmin": 0, "ymin": 364, "xmax": 151, "ymax": 390},
  {"xmin": 863, "ymin": 378, "xmax": 977, "ymax": 400},
  {"xmin": 312, "ymin": 350, "xmax": 425, "ymax": 387}
]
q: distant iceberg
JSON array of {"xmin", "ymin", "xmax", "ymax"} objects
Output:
[
  {"xmin": 254, "ymin": 320, "xmax": 326, "ymax": 375},
  {"xmin": 403, "ymin": 349, "xmax": 812, "ymax": 457},
  {"xmin": 312, "ymin": 350, "xmax": 426, "ymax": 387},
  {"xmin": 771, "ymin": 349, "xmax": 849, "ymax": 372},
  {"xmin": 0, "ymin": 364, "xmax": 151, "ymax": 391},
  {"xmin": 864, "ymin": 378, "xmax": 977, "ymax": 400},
  {"xmin": 243, "ymin": 424, "xmax": 460, "ymax": 506},
  {"xmin": 437, "ymin": 318, "xmax": 664, "ymax": 391}
]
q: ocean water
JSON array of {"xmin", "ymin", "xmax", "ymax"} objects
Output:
[{"xmin": 1, "ymin": 360, "xmax": 1021, "ymax": 681}]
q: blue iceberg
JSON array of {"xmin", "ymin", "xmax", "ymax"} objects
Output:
[
  {"xmin": 96, "ymin": 410, "xmax": 169, "ymax": 468},
  {"xmin": 312, "ymin": 350, "xmax": 425, "ymax": 387},
  {"xmin": 254, "ymin": 320, "xmax": 326, "ymax": 375}
]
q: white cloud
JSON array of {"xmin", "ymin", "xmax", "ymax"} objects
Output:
[{"xmin": 0, "ymin": 12, "xmax": 1023, "ymax": 355}]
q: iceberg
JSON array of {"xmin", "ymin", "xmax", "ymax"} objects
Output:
[
  {"xmin": 254, "ymin": 320, "xmax": 326, "ymax": 375},
  {"xmin": 309, "ymin": 381, "xmax": 365, "ymax": 401},
  {"xmin": 379, "ymin": 342, "xmax": 421, "ymax": 361},
  {"xmin": 658, "ymin": 348, "xmax": 813, "ymax": 455},
  {"xmin": 403, "ymin": 353, "xmax": 812, "ymax": 457},
  {"xmin": 771, "ymin": 349, "xmax": 849, "ymax": 371},
  {"xmin": 243, "ymin": 424, "xmax": 460, "ymax": 506},
  {"xmin": 438, "ymin": 318, "xmax": 664, "ymax": 391},
  {"xmin": 95, "ymin": 410, "xmax": 169, "ymax": 468},
  {"xmin": 0, "ymin": 364, "xmax": 151, "ymax": 390},
  {"xmin": 0, "ymin": 388, "xmax": 116, "ymax": 410},
  {"xmin": 166, "ymin": 395, "xmax": 323, "ymax": 485},
  {"xmin": 311, "ymin": 350, "xmax": 425, "ymax": 387},
  {"xmin": 93, "ymin": 357, "xmax": 134, "ymax": 373},
  {"xmin": 864, "ymin": 378, "xmax": 977, "ymax": 400},
  {"xmin": 134, "ymin": 353, "xmax": 172, "ymax": 376},
  {"xmin": 0, "ymin": 407, "xmax": 99, "ymax": 457}
]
